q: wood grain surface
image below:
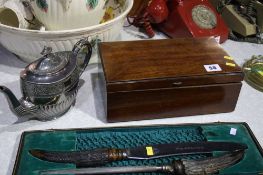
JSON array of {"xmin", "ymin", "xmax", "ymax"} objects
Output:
[{"xmin": 98, "ymin": 38, "xmax": 243, "ymax": 122}]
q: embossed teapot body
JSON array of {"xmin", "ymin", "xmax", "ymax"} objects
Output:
[{"xmin": 0, "ymin": 39, "xmax": 92, "ymax": 121}]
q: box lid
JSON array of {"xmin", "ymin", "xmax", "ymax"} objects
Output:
[{"xmin": 99, "ymin": 38, "xmax": 243, "ymax": 92}]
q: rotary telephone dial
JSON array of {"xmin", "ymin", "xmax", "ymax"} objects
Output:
[{"xmin": 128, "ymin": 0, "xmax": 229, "ymax": 43}]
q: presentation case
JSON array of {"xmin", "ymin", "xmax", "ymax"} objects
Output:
[{"xmin": 12, "ymin": 122, "xmax": 263, "ymax": 175}]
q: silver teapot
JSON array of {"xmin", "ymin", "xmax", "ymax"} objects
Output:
[{"xmin": 0, "ymin": 38, "xmax": 92, "ymax": 121}]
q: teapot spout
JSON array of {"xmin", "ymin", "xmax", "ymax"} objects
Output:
[{"xmin": 0, "ymin": 86, "xmax": 22, "ymax": 114}]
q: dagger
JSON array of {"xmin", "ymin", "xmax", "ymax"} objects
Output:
[
  {"xmin": 29, "ymin": 141, "xmax": 247, "ymax": 167},
  {"xmin": 40, "ymin": 150, "xmax": 245, "ymax": 175}
]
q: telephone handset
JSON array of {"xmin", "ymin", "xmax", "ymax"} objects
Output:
[
  {"xmin": 156, "ymin": 0, "xmax": 229, "ymax": 43},
  {"xmin": 127, "ymin": 0, "xmax": 169, "ymax": 38}
]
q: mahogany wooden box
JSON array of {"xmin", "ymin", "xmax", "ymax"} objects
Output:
[{"xmin": 98, "ymin": 38, "xmax": 243, "ymax": 122}]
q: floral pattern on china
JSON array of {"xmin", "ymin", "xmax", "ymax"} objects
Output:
[
  {"xmin": 25, "ymin": 0, "xmax": 126, "ymax": 30},
  {"xmin": 30, "ymin": 0, "xmax": 102, "ymax": 12}
]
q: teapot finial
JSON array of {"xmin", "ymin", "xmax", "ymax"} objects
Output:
[{"xmin": 41, "ymin": 46, "xmax": 53, "ymax": 55}]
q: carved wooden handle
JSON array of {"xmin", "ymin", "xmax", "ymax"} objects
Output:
[
  {"xmin": 76, "ymin": 148, "xmax": 128, "ymax": 167},
  {"xmin": 30, "ymin": 148, "xmax": 128, "ymax": 167}
]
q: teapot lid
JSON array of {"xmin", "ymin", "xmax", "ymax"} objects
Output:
[
  {"xmin": 30, "ymin": 53, "xmax": 68, "ymax": 75},
  {"xmin": 21, "ymin": 51, "xmax": 77, "ymax": 84}
]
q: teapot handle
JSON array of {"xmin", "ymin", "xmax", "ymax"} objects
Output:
[{"xmin": 72, "ymin": 38, "xmax": 93, "ymax": 76}]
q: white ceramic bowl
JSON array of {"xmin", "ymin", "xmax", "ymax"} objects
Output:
[{"xmin": 0, "ymin": 0, "xmax": 133, "ymax": 63}]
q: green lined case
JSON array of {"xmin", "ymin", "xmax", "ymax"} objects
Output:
[{"xmin": 12, "ymin": 122, "xmax": 263, "ymax": 175}]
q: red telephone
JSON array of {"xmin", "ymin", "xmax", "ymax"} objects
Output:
[
  {"xmin": 128, "ymin": 0, "xmax": 229, "ymax": 43},
  {"xmin": 157, "ymin": 0, "xmax": 229, "ymax": 43}
]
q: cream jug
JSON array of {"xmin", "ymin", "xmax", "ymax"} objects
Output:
[{"xmin": 0, "ymin": 0, "xmax": 34, "ymax": 29}]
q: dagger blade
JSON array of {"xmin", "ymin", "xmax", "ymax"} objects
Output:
[
  {"xmin": 29, "ymin": 141, "xmax": 247, "ymax": 166},
  {"xmin": 39, "ymin": 150, "xmax": 245, "ymax": 175},
  {"xmin": 128, "ymin": 141, "xmax": 247, "ymax": 159}
]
